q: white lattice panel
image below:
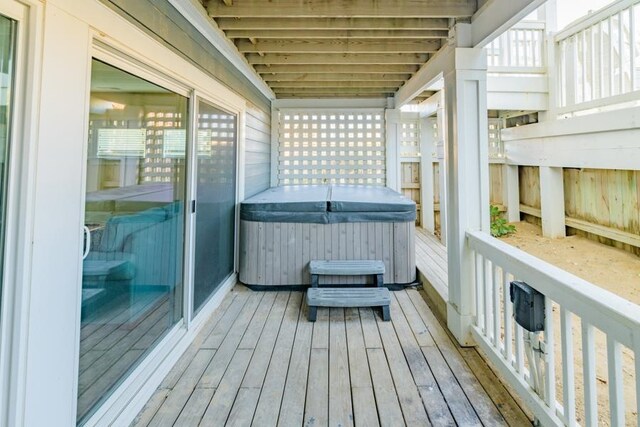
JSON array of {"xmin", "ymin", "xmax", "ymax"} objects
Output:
[
  {"xmin": 399, "ymin": 118, "xmax": 420, "ymax": 160},
  {"xmin": 277, "ymin": 109, "xmax": 385, "ymax": 185},
  {"xmin": 488, "ymin": 118, "xmax": 504, "ymax": 159}
]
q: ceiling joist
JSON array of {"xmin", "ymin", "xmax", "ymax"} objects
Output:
[
  {"xmin": 236, "ymin": 39, "xmax": 440, "ymax": 54},
  {"xmin": 225, "ymin": 29, "xmax": 449, "ymax": 39},
  {"xmin": 261, "ymin": 73, "xmax": 411, "ymax": 82},
  {"xmin": 246, "ymin": 53, "xmax": 431, "ymax": 65},
  {"xmin": 216, "ymin": 17, "xmax": 450, "ymax": 30},
  {"xmin": 253, "ymin": 64, "xmax": 420, "ymax": 74},
  {"xmin": 268, "ymin": 81, "xmax": 402, "ymax": 89},
  {"xmin": 209, "ymin": 0, "xmax": 476, "ymax": 18}
]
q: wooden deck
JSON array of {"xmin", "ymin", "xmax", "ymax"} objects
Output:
[{"xmin": 132, "ymin": 284, "xmax": 531, "ymax": 426}]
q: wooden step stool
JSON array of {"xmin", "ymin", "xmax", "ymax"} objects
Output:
[{"xmin": 306, "ymin": 260, "xmax": 391, "ymax": 322}]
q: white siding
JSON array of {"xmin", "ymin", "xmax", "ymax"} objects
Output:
[{"xmin": 245, "ymin": 103, "xmax": 272, "ymax": 197}]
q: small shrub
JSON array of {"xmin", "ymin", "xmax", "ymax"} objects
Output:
[{"xmin": 490, "ymin": 205, "xmax": 516, "ymax": 237}]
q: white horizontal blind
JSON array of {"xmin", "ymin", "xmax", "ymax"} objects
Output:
[{"xmin": 277, "ymin": 109, "xmax": 385, "ymax": 185}]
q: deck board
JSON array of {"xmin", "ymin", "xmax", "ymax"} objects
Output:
[{"xmin": 132, "ymin": 285, "xmax": 531, "ymax": 427}]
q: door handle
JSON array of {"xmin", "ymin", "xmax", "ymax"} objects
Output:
[{"xmin": 83, "ymin": 226, "xmax": 91, "ymax": 260}]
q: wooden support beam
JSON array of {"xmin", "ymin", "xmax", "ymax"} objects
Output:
[
  {"xmin": 261, "ymin": 73, "xmax": 411, "ymax": 82},
  {"xmin": 275, "ymin": 93, "xmax": 390, "ymax": 98},
  {"xmin": 247, "ymin": 53, "xmax": 430, "ymax": 64},
  {"xmin": 216, "ymin": 17, "xmax": 450, "ymax": 30},
  {"xmin": 225, "ymin": 29, "xmax": 449, "ymax": 39},
  {"xmin": 254, "ymin": 64, "xmax": 419, "ymax": 74},
  {"xmin": 273, "ymin": 87, "xmax": 396, "ymax": 95},
  {"xmin": 539, "ymin": 166, "xmax": 566, "ymax": 238},
  {"xmin": 221, "ymin": 0, "xmax": 233, "ymax": 5},
  {"xmin": 236, "ymin": 39, "xmax": 440, "ymax": 53},
  {"xmin": 269, "ymin": 81, "xmax": 401, "ymax": 89},
  {"xmin": 208, "ymin": 1, "xmax": 476, "ymax": 18}
]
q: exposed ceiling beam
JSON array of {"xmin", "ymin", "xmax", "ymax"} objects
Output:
[
  {"xmin": 236, "ymin": 39, "xmax": 440, "ymax": 53},
  {"xmin": 247, "ymin": 53, "xmax": 430, "ymax": 64},
  {"xmin": 208, "ymin": 1, "xmax": 476, "ymax": 18},
  {"xmin": 471, "ymin": 0, "xmax": 546, "ymax": 47},
  {"xmin": 216, "ymin": 17, "xmax": 450, "ymax": 30},
  {"xmin": 274, "ymin": 87, "xmax": 396, "ymax": 95},
  {"xmin": 225, "ymin": 29, "xmax": 449, "ymax": 39},
  {"xmin": 221, "ymin": 0, "xmax": 233, "ymax": 5},
  {"xmin": 261, "ymin": 73, "xmax": 411, "ymax": 82},
  {"xmin": 268, "ymin": 81, "xmax": 401, "ymax": 88},
  {"xmin": 276, "ymin": 93, "xmax": 391, "ymax": 98},
  {"xmin": 254, "ymin": 64, "xmax": 420, "ymax": 74}
]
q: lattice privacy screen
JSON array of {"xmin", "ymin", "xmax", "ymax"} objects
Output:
[
  {"xmin": 277, "ymin": 110, "xmax": 386, "ymax": 185},
  {"xmin": 488, "ymin": 118, "xmax": 504, "ymax": 159},
  {"xmin": 399, "ymin": 116, "xmax": 420, "ymax": 159}
]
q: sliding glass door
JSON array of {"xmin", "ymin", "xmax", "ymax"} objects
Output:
[
  {"xmin": 79, "ymin": 59, "xmax": 187, "ymax": 423},
  {"xmin": 0, "ymin": 13, "xmax": 16, "ymax": 325},
  {"xmin": 192, "ymin": 100, "xmax": 237, "ymax": 313}
]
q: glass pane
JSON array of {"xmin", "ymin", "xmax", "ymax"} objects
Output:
[
  {"xmin": 79, "ymin": 59, "xmax": 187, "ymax": 423},
  {"xmin": 193, "ymin": 101, "xmax": 237, "ymax": 313},
  {"xmin": 0, "ymin": 14, "xmax": 16, "ymax": 316}
]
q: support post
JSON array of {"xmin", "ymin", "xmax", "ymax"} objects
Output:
[
  {"xmin": 539, "ymin": 166, "xmax": 566, "ymax": 238},
  {"xmin": 436, "ymin": 93, "xmax": 448, "ymax": 245},
  {"xmin": 420, "ymin": 116, "xmax": 435, "ymax": 233},
  {"xmin": 504, "ymin": 164, "xmax": 521, "ymax": 223},
  {"xmin": 385, "ymin": 109, "xmax": 401, "ymax": 191},
  {"xmin": 444, "ymin": 26, "xmax": 490, "ymax": 346}
]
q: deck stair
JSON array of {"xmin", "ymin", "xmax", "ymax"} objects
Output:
[{"xmin": 306, "ymin": 260, "xmax": 390, "ymax": 321}]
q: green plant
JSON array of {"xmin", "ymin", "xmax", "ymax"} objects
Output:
[{"xmin": 490, "ymin": 205, "xmax": 516, "ymax": 237}]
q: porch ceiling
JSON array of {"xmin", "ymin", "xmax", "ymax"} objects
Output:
[{"xmin": 203, "ymin": 0, "xmax": 478, "ymax": 99}]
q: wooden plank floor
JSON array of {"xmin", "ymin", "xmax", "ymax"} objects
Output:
[{"xmin": 132, "ymin": 284, "xmax": 532, "ymax": 426}]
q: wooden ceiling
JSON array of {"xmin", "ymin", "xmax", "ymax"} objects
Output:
[{"xmin": 204, "ymin": 0, "xmax": 478, "ymax": 99}]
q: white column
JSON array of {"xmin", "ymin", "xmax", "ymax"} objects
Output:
[
  {"xmin": 539, "ymin": 166, "xmax": 566, "ymax": 238},
  {"xmin": 503, "ymin": 164, "xmax": 521, "ymax": 223},
  {"xmin": 420, "ymin": 117, "xmax": 435, "ymax": 232},
  {"xmin": 444, "ymin": 43, "xmax": 490, "ymax": 346},
  {"xmin": 436, "ymin": 95, "xmax": 448, "ymax": 245},
  {"xmin": 385, "ymin": 109, "xmax": 401, "ymax": 191}
]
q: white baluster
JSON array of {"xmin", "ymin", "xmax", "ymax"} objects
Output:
[
  {"xmin": 607, "ymin": 337, "xmax": 624, "ymax": 426},
  {"xmin": 560, "ymin": 308, "xmax": 576, "ymax": 426}
]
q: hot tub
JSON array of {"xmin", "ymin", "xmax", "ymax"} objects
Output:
[{"xmin": 239, "ymin": 185, "xmax": 416, "ymax": 289}]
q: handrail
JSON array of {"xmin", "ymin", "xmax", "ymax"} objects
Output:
[
  {"xmin": 555, "ymin": 0, "xmax": 639, "ymax": 42},
  {"xmin": 466, "ymin": 230, "xmax": 640, "ymax": 426},
  {"xmin": 467, "ymin": 231, "xmax": 640, "ymax": 347}
]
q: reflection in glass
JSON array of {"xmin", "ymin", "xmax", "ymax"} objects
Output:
[
  {"xmin": 0, "ymin": 14, "xmax": 16, "ymax": 319},
  {"xmin": 79, "ymin": 59, "xmax": 186, "ymax": 423},
  {"xmin": 193, "ymin": 101, "xmax": 237, "ymax": 313}
]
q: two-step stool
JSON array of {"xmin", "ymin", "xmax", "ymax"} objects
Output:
[{"xmin": 306, "ymin": 260, "xmax": 391, "ymax": 322}]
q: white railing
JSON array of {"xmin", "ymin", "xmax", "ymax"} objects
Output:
[
  {"xmin": 556, "ymin": 0, "xmax": 640, "ymax": 113},
  {"xmin": 487, "ymin": 22, "xmax": 546, "ymax": 72},
  {"xmin": 467, "ymin": 230, "xmax": 640, "ymax": 426}
]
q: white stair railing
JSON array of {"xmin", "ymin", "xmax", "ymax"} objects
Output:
[
  {"xmin": 467, "ymin": 230, "xmax": 640, "ymax": 426},
  {"xmin": 486, "ymin": 22, "xmax": 547, "ymax": 72},
  {"xmin": 556, "ymin": 0, "xmax": 640, "ymax": 114}
]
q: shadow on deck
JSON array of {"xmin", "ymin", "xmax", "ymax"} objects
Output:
[{"xmin": 133, "ymin": 278, "xmax": 531, "ymax": 426}]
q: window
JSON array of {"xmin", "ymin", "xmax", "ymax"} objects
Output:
[{"xmin": 79, "ymin": 59, "xmax": 187, "ymax": 423}]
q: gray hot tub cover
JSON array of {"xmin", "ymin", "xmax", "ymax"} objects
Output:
[{"xmin": 241, "ymin": 185, "xmax": 416, "ymax": 223}]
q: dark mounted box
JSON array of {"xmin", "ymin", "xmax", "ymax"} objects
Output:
[{"xmin": 509, "ymin": 280, "xmax": 545, "ymax": 332}]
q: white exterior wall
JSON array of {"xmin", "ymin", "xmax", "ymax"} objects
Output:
[{"xmin": 0, "ymin": 0, "xmax": 265, "ymax": 425}]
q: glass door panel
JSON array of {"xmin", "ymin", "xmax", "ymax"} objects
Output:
[
  {"xmin": 192, "ymin": 101, "xmax": 237, "ymax": 313},
  {"xmin": 0, "ymin": 13, "xmax": 16, "ymax": 321},
  {"xmin": 79, "ymin": 59, "xmax": 187, "ymax": 423}
]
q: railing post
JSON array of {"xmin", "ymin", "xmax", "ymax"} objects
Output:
[
  {"xmin": 444, "ymin": 24, "xmax": 490, "ymax": 346},
  {"xmin": 420, "ymin": 116, "xmax": 436, "ymax": 233}
]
